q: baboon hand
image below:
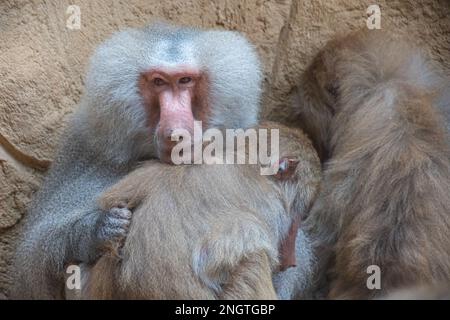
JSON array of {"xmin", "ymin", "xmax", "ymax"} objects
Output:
[{"xmin": 95, "ymin": 206, "xmax": 133, "ymax": 257}]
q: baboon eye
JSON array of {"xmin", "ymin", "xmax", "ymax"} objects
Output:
[
  {"xmin": 179, "ymin": 77, "xmax": 192, "ymax": 84},
  {"xmin": 153, "ymin": 78, "xmax": 166, "ymax": 86}
]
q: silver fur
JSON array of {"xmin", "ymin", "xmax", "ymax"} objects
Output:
[{"xmin": 9, "ymin": 23, "xmax": 265, "ymax": 299}]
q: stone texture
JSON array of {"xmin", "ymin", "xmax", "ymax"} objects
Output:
[
  {"xmin": 0, "ymin": 0, "xmax": 449, "ymax": 297},
  {"xmin": 263, "ymin": 0, "xmax": 450, "ymax": 123}
]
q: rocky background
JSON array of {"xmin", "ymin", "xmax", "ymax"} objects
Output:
[{"xmin": 0, "ymin": 0, "xmax": 449, "ymax": 298}]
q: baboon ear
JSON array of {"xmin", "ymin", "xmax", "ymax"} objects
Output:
[{"xmin": 274, "ymin": 156, "xmax": 299, "ymax": 180}]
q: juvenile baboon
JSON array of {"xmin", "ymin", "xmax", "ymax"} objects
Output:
[
  {"xmin": 79, "ymin": 122, "xmax": 321, "ymax": 299},
  {"xmin": 294, "ymin": 30, "xmax": 450, "ymax": 298},
  {"xmin": 10, "ymin": 23, "xmax": 270, "ymax": 299}
]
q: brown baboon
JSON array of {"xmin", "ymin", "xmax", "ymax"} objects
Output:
[
  {"xmin": 78, "ymin": 122, "xmax": 321, "ymax": 299},
  {"xmin": 294, "ymin": 30, "xmax": 450, "ymax": 298}
]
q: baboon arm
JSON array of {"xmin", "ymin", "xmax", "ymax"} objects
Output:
[{"xmin": 11, "ymin": 206, "xmax": 105, "ymax": 299}]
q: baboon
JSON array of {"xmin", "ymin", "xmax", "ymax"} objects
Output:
[
  {"xmin": 294, "ymin": 30, "xmax": 450, "ymax": 298},
  {"xmin": 78, "ymin": 122, "xmax": 321, "ymax": 299},
  {"xmin": 10, "ymin": 23, "xmax": 267, "ymax": 299}
]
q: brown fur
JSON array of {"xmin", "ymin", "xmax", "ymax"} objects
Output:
[
  {"xmin": 383, "ymin": 286, "xmax": 450, "ymax": 300},
  {"xmin": 295, "ymin": 30, "xmax": 450, "ymax": 298},
  {"xmin": 80, "ymin": 122, "xmax": 321, "ymax": 299}
]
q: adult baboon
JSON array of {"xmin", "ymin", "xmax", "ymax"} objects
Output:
[{"xmin": 294, "ymin": 30, "xmax": 450, "ymax": 298}]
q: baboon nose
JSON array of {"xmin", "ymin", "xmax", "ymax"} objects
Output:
[
  {"xmin": 164, "ymin": 129, "xmax": 183, "ymax": 143},
  {"xmin": 159, "ymin": 128, "xmax": 184, "ymax": 144}
]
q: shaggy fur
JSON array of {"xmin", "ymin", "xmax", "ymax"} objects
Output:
[
  {"xmin": 295, "ymin": 30, "xmax": 450, "ymax": 298},
  {"xmin": 79, "ymin": 123, "xmax": 321, "ymax": 299},
  {"xmin": 9, "ymin": 23, "xmax": 264, "ymax": 299},
  {"xmin": 383, "ymin": 286, "xmax": 450, "ymax": 300}
]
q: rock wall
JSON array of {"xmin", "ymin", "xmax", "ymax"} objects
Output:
[{"xmin": 0, "ymin": 0, "xmax": 449, "ymax": 297}]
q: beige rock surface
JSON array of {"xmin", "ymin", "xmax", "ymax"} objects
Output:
[{"xmin": 0, "ymin": 0, "xmax": 449, "ymax": 297}]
